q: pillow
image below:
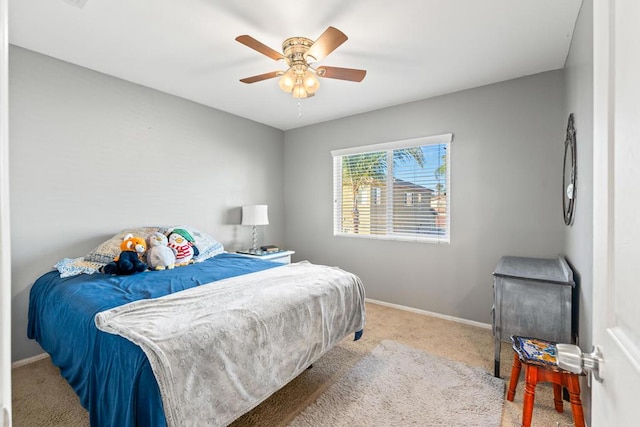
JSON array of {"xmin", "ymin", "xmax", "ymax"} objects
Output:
[
  {"xmin": 84, "ymin": 226, "xmax": 167, "ymax": 264},
  {"xmin": 168, "ymin": 225, "xmax": 224, "ymax": 262},
  {"xmin": 84, "ymin": 225, "xmax": 223, "ymax": 264},
  {"xmin": 55, "ymin": 257, "xmax": 105, "ymax": 278}
]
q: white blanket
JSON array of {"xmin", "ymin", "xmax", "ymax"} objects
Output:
[{"xmin": 95, "ymin": 261, "xmax": 366, "ymax": 427}]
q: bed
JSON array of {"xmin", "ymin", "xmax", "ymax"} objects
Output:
[{"xmin": 27, "ymin": 231, "xmax": 366, "ymax": 427}]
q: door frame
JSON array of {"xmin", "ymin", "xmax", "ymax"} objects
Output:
[{"xmin": 0, "ymin": 0, "xmax": 12, "ymax": 424}]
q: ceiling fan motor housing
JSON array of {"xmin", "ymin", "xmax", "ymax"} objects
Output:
[
  {"xmin": 279, "ymin": 37, "xmax": 320, "ymax": 97},
  {"xmin": 282, "ymin": 37, "xmax": 316, "ymax": 63}
]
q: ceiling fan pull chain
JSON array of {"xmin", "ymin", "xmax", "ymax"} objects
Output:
[{"xmin": 297, "ymin": 99, "xmax": 303, "ymax": 118}]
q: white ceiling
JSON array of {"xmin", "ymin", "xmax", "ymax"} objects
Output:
[{"xmin": 9, "ymin": 0, "xmax": 582, "ymax": 131}]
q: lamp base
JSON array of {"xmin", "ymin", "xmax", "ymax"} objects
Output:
[{"xmin": 251, "ymin": 225, "xmax": 258, "ymax": 251}]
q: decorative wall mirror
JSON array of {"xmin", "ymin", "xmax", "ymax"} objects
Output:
[{"xmin": 563, "ymin": 113, "xmax": 577, "ymax": 225}]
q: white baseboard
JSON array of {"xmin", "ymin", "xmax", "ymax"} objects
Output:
[
  {"xmin": 365, "ymin": 298, "xmax": 492, "ymax": 330},
  {"xmin": 11, "ymin": 352, "xmax": 49, "ymax": 369}
]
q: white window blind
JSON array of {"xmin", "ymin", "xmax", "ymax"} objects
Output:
[{"xmin": 332, "ymin": 134, "xmax": 451, "ymax": 243}]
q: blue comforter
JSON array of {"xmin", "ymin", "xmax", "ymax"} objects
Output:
[{"xmin": 28, "ymin": 253, "xmax": 282, "ymax": 427}]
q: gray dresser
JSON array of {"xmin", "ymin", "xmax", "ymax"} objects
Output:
[{"xmin": 492, "ymin": 256, "xmax": 575, "ymax": 377}]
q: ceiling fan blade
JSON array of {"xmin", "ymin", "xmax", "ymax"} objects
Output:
[
  {"xmin": 304, "ymin": 27, "xmax": 348, "ymax": 62},
  {"xmin": 239, "ymin": 71, "xmax": 282, "ymax": 84},
  {"xmin": 316, "ymin": 66, "xmax": 367, "ymax": 82},
  {"xmin": 235, "ymin": 35, "xmax": 286, "ymax": 61}
]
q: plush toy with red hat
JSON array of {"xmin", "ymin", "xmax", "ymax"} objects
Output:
[
  {"xmin": 166, "ymin": 228, "xmax": 199, "ymax": 266},
  {"xmin": 101, "ymin": 233, "xmax": 148, "ymax": 275}
]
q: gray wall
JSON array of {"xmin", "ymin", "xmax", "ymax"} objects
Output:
[
  {"xmin": 563, "ymin": 0, "xmax": 594, "ymax": 421},
  {"xmin": 10, "ymin": 44, "xmax": 578, "ymax": 363},
  {"xmin": 284, "ymin": 70, "xmax": 566, "ymax": 325},
  {"xmin": 9, "ymin": 46, "xmax": 285, "ymax": 361}
]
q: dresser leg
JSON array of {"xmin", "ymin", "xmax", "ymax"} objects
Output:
[{"xmin": 494, "ymin": 338, "xmax": 501, "ymax": 377}]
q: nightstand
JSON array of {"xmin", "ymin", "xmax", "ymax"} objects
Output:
[{"xmin": 235, "ymin": 250, "xmax": 295, "ymax": 264}]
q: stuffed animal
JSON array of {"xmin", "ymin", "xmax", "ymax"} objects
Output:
[
  {"xmin": 101, "ymin": 233, "xmax": 148, "ymax": 275},
  {"xmin": 146, "ymin": 232, "xmax": 177, "ymax": 271},
  {"xmin": 166, "ymin": 228, "xmax": 199, "ymax": 266}
]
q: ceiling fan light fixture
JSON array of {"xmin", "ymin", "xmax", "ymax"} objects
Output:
[
  {"xmin": 292, "ymin": 84, "xmax": 308, "ymax": 99},
  {"xmin": 278, "ymin": 69, "xmax": 295, "ymax": 93},
  {"xmin": 303, "ymin": 69, "xmax": 320, "ymax": 94}
]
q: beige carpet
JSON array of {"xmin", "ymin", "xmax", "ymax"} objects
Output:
[
  {"xmin": 289, "ymin": 340, "xmax": 504, "ymax": 426},
  {"xmin": 12, "ymin": 302, "xmax": 578, "ymax": 426}
]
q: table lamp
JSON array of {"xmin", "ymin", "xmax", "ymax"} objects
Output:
[{"xmin": 241, "ymin": 205, "xmax": 269, "ymax": 251}]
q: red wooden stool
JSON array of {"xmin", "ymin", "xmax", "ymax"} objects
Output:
[{"xmin": 506, "ymin": 335, "xmax": 585, "ymax": 427}]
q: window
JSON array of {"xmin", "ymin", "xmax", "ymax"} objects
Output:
[
  {"xmin": 404, "ymin": 192, "xmax": 413, "ymax": 206},
  {"xmin": 332, "ymin": 134, "xmax": 451, "ymax": 243},
  {"xmin": 372, "ymin": 187, "xmax": 382, "ymax": 205}
]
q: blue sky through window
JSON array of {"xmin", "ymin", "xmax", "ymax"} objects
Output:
[{"xmin": 394, "ymin": 144, "xmax": 447, "ymax": 191}]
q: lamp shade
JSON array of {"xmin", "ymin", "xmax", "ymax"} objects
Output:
[{"xmin": 241, "ymin": 205, "xmax": 269, "ymax": 226}]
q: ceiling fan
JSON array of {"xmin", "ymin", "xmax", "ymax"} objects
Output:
[{"xmin": 236, "ymin": 26, "xmax": 367, "ymax": 99}]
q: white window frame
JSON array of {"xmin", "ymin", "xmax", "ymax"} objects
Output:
[{"xmin": 332, "ymin": 133, "xmax": 452, "ymax": 243}]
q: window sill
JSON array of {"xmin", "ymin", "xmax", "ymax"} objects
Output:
[{"xmin": 333, "ymin": 233, "xmax": 449, "ymax": 244}]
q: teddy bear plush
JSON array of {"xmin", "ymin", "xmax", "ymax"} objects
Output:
[
  {"xmin": 166, "ymin": 228, "xmax": 200, "ymax": 266},
  {"xmin": 101, "ymin": 233, "xmax": 148, "ymax": 275},
  {"xmin": 146, "ymin": 232, "xmax": 177, "ymax": 271}
]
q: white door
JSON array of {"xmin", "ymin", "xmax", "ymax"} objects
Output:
[
  {"xmin": 0, "ymin": 0, "xmax": 11, "ymax": 425},
  {"xmin": 591, "ymin": 0, "xmax": 640, "ymax": 425}
]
